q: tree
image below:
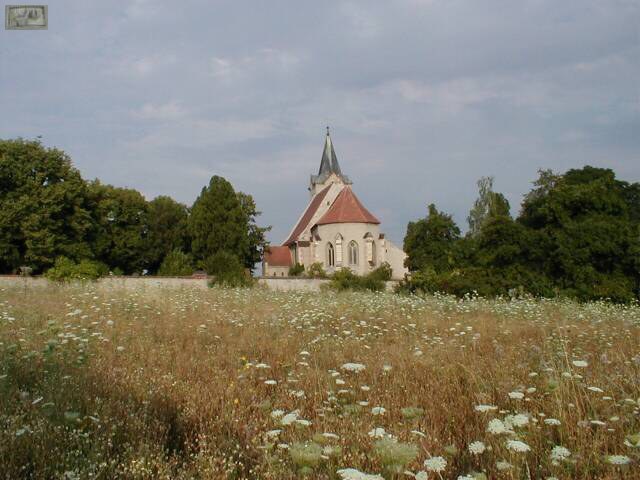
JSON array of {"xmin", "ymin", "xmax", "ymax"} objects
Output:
[
  {"xmin": 158, "ymin": 249, "xmax": 194, "ymax": 276},
  {"xmin": 236, "ymin": 191, "xmax": 270, "ymax": 271},
  {"xmin": 518, "ymin": 166, "xmax": 639, "ymax": 301},
  {"xmin": 403, "ymin": 204, "xmax": 460, "ymax": 272},
  {"xmin": 89, "ymin": 181, "xmax": 150, "ymax": 274},
  {"xmin": 146, "ymin": 196, "xmax": 190, "ymax": 273},
  {"xmin": 189, "ymin": 176, "xmax": 250, "ymax": 267},
  {"xmin": 0, "ymin": 139, "xmax": 95, "ymax": 273},
  {"xmin": 467, "ymin": 176, "xmax": 510, "ymax": 237}
]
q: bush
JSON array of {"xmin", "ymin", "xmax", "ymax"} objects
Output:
[
  {"xmin": 158, "ymin": 250, "xmax": 194, "ymax": 276},
  {"xmin": 204, "ymin": 250, "xmax": 254, "ymax": 288},
  {"xmin": 288, "ymin": 262, "xmax": 305, "ymax": 277},
  {"xmin": 306, "ymin": 262, "xmax": 327, "ymax": 278},
  {"xmin": 369, "ymin": 262, "xmax": 392, "ymax": 281},
  {"xmin": 328, "ymin": 267, "xmax": 386, "ymax": 292},
  {"xmin": 45, "ymin": 257, "xmax": 108, "ymax": 282}
]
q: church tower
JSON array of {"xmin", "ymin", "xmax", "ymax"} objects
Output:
[{"xmin": 309, "ymin": 127, "xmax": 351, "ymax": 197}]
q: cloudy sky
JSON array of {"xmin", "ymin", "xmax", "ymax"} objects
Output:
[{"xmin": 1, "ymin": 0, "xmax": 639, "ymax": 245}]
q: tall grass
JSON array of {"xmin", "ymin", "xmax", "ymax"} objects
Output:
[{"xmin": 0, "ymin": 285, "xmax": 638, "ymax": 478}]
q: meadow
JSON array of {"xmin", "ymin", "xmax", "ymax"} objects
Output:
[{"xmin": 0, "ymin": 285, "xmax": 638, "ymax": 479}]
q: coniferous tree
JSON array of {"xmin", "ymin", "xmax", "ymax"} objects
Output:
[{"xmin": 189, "ymin": 176, "xmax": 250, "ymax": 268}]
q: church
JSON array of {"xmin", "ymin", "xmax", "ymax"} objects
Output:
[{"xmin": 263, "ymin": 129, "xmax": 408, "ymax": 280}]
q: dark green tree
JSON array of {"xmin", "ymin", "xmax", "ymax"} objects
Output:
[
  {"xmin": 519, "ymin": 166, "xmax": 639, "ymax": 301},
  {"xmin": 403, "ymin": 204, "xmax": 460, "ymax": 272},
  {"xmin": 236, "ymin": 191, "xmax": 270, "ymax": 271},
  {"xmin": 0, "ymin": 139, "xmax": 95, "ymax": 273},
  {"xmin": 189, "ymin": 176, "xmax": 250, "ymax": 268},
  {"xmin": 146, "ymin": 196, "xmax": 190, "ymax": 273},
  {"xmin": 89, "ymin": 181, "xmax": 150, "ymax": 274}
]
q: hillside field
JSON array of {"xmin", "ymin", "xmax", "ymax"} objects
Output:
[{"xmin": 0, "ymin": 285, "xmax": 639, "ymax": 479}]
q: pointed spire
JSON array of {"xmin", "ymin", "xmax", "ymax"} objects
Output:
[{"xmin": 318, "ymin": 126, "xmax": 342, "ymax": 176}]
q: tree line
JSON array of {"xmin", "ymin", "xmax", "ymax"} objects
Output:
[
  {"xmin": 401, "ymin": 167, "xmax": 640, "ymax": 302},
  {"xmin": 0, "ymin": 138, "xmax": 269, "ymax": 277}
]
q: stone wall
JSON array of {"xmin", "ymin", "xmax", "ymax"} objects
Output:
[{"xmin": 0, "ymin": 275, "xmax": 398, "ymax": 292}]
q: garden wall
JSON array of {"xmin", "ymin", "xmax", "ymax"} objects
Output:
[{"xmin": 0, "ymin": 275, "xmax": 398, "ymax": 292}]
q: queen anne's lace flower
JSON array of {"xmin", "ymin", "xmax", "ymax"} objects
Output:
[{"xmin": 424, "ymin": 456, "xmax": 447, "ymax": 473}]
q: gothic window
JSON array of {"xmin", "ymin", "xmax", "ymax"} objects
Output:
[
  {"xmin": 364, "ymin": 232, "xmax": 376, "ymax": 265},
  {"xmin": 348, "ymin": 241, "xmax": 358, "ymax": 265},
  {"xmin": 335, "ymin": 234, "xmax": 343, "ymax": 265},
  {"xmin": 327, "ymin": 242, "xmax": 335, "ymax": 267}
]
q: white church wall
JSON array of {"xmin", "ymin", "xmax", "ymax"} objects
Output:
[{"xmin": 314, "ymin": 222, "xmax": 383, "ymax": 276}]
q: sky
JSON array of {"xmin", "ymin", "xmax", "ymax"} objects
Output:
[{"xmin": 1, "ymin": 0, "xmax": 639, "ymax": 246}]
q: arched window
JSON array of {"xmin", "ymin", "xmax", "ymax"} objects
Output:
[
  {"xmin": 335, "ymin": 234, "xmax": 343, "ymax": 265},
  {"xmin": 348, "ymin": 241, "xmax": 358, "ymax": 265},
  {"xmin": 364, "ymin": 232, "xmax": 376, "ymax": 265},
  {"xmin": 327, "ymin": 242, "xmax": 335, "ymax": 267}
]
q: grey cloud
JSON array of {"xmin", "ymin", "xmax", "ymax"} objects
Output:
[{"xmin": 0, "ymin": 0, "xmax": 638, "ymax": 246}]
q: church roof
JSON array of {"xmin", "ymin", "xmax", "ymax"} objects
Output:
[
  {"xmin": 263, "ymin": 246, "xmax": 292, "ymax": 267},
  {"xmin": 315, "ymin": 186, "xmax": 380, "ymax": 226},
  {"xmin": 283, "ymin": 184, "xmax": 332, "ymax": 246}
]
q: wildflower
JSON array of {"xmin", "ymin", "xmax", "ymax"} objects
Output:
[
  {"xmin": 550, "ymin": 446, "xmax": 571, "ymax": 461},
  {"xmin": 368, "ymin": 427, "xmax": 388, "ymax": 438},
  {"xmin": 337, "ymin": 468, "xmax": 384, "ymax": 480},
  {"xmin": 572, "ymin": 360, "xmax": 588, "ymax": 368},
  {"xmin": 468, "ymin": 441, "xmax": 486, "ymax": 455},
  {"xmin": 544, "ymin": 418, "xmax": 561, "ymax": 426},
  {"xmin": 505, "ymin": 440, "xmax": 531, "ymax": 453},
  {"xmin": 486, "ymin": 418, "xmax": 510, "ymax": 435},
  {"xmin": 496, "ymin": 460, "xmax": 512, "ymax": 471},
  {"xmin": 505, "ymin": 413, "xmax": 529, "ymax": 428},
  {"xmin": 475, "ymin": 404, "xmax": 498, "ymax": 413},
  {"xmin": 271, "ymin": 409, "xmax": 284, "ymax": 418},
  {"xmin": 116, "ymin": 346, "xmax": 125, "ymax": 352},
  {"xmin": 341, "ymin": 362, "xmax": 366, "ymax": 373},
  {"xmin": 424, "ymin": 456, "xmax": 447, "ymax": 473},
  {"xmin": 508, "ymin": 391, "xmax": 524, "ymax": 400},
  {"xmin": 606, "ymin": 455, "xmax": 631, "ymax": 465},
  {"xmin": 371, "ymin": 406, "xmax": 386, "ymax": 416},
  {"xmin": 415, "ymin": 472, "xmax": 428, "ymax": 480},
  {"xmin": 281, "ymin": 411, "xmax": 299, "ymax": 425},
  {"xmin": 264, "ymin": 379, "xmax": 277, "ymax": 385}
]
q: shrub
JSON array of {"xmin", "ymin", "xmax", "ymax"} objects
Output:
[
  {"xmin": 158, "ymin": 250, "xmax": 194, "ymax": 276},
  {"xmin": 306, "ymin": 262, "xmax": 327, "ymax": 278},
  {"xmin": 328, "ymin": 267, "xmax": 386, "ymax": 292},
  {"xmin": 288, "ymin": 262, "xmax": 305, "ymax": 277},
  {"xmin": 204, "ymin": 250, "xmax": 254, "ymax": 288},
  {"xmin": 373, "ymin": 438, "xmax": 419, "ymax": 474},
  {"xmin": 45, "ymin": 257, "xmax": 108, "ymax": 282},
  {"xmin": 369, "ymin": 262, "xmax": 392, "ymax": 281}
]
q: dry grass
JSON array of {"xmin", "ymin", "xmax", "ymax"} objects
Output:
[{"xmin": 0, "ymin": 284, "xmax": 639, "ymax": 479}]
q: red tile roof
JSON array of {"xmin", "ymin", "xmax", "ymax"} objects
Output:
[
  {"xmin": 315, "ymin": 187, "xmax": 380, "ymax": 226},
  {"xmin": 264, "ymin": 246, "xmax": 292, "ymax": 267},
  {"xmin": 283, "ymin": 184, "xmax": 332, "ymax": 245}
]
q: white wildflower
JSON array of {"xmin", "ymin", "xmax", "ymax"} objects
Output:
[
  {"xmin": 468, "ymin": 441, "xmax": 486, "ymax": 455},
  {"xmin": 550, "ymin": 446, "xmax": 571, "ymax": 461},
  {"xmin": 505, "ymin": 440, "xmax": 531, "ymax": 453},
  {"xmin": 424, "ymin": 456, "xmax": 447, "ymax": 473}
]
